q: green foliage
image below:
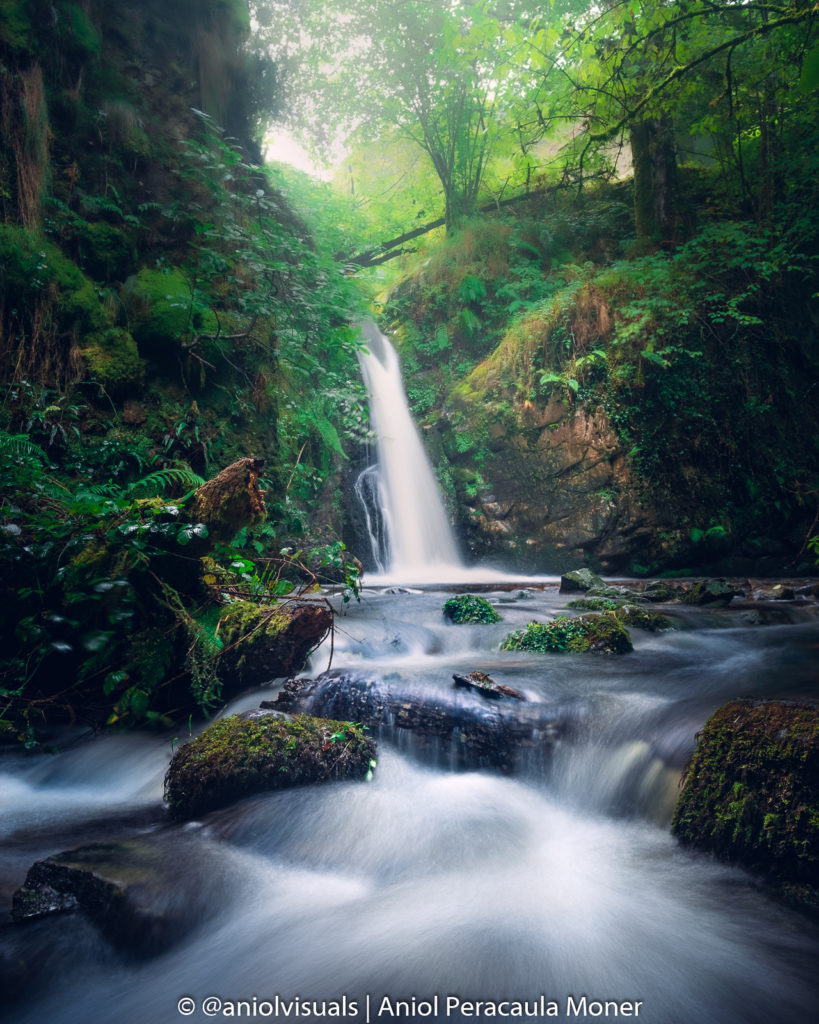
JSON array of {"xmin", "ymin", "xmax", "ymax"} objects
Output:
[
  {"xmin": 501, "ymin": 614, "xmax": 633, "ymax": 654},
  {"xmin": 442, "ymin": 594, "xmax": 500, "ymax": 624}
]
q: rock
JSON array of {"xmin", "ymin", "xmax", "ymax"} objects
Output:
[
  {"xmin": 269, "ymin": 671, "xmax": 566, "ymax": 773},
  {"xmin": 771, "ymin": 585, "xmax": 795, "ymax": 601},
  {"xmin": 452, "ymin": 671, "xmax": 525, "ymax": 701},
  {"xmin": 559, "ymin": 568, "xmax": 604, "ymax": 593},
  {"xmin": 672, "ymin": 700, "xmax": 819, "ymax": 894},
  {"xmin": 11, "ymin": 835, "xmax": 223, "ymax": 955},
  {"xmin": 164, "ymin": 709, "xmax": 376, "ymax": 820},
  {"xmin": 614, "ymin": 605, "xmax": 675, "ymax": 632},
  {"xmin": 442, "ymin": 594, "xmax": 501, "ymax": 624},
  {"xmin": 218, "ymin": 600, "xmax": 332, "ymax": 691},
  {"xmin": 500, "ymin": 613, "xmax": 633, "ymax": 654},
  {"xmin": 682, "ymin": 578, "xmax": 740, "ymax": 607},
  {"xmin": 642, "ymin": 581, "xmax": 683, "ymax": 603}
]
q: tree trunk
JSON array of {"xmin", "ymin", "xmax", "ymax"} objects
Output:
[{"xmin": 630, "ymin": 117, "xmax": 679, "ymax": 245}]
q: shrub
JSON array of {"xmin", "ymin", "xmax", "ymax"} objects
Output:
[{"xmin": 442, "ymin": 594, "xmax": 501, "ymax": 624}]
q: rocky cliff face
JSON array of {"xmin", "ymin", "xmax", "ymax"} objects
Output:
[{"xmin": 441, "ymin": 390, "xmax": 668, "ymax": 573}]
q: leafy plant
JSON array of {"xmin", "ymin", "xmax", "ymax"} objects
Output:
[{"xmin": 442, "ymin": 594, "xmax": 501, "ymax": 624}]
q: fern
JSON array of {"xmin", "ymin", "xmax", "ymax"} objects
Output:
[
  {"xmin": 127, "ymin": 465, "xmax": 205, "ymax": 497},
  {"xmin": 0, "ymin": 432, "xmax": 47, "ymax": 463}
]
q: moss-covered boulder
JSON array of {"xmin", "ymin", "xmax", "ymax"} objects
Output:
[
  {"xmin": 81, "ymin": 327, "xmax": 145, "ymax": 396},
  {"xmin": 672, "ymin": 700, "xmax": 819, "ymax": 891},
  {"xmin": 615, "ymin": 605, "xmax": 675, "ymax": 632},
  {"xmin": 442, "ymin": 594, "xmax": 501, "ymax": 624},
  {"xmin": 500, "ymin": 613, "xmax": 633, "ymax": 654},
  {"xmin": 559, "ymin": 568, "xmax": 604, "ymax": 593},
  {"xmin": 218, "ymin": 600, "xmax": 332, "ymax": 691},
  {"xmin": 124, "ymin": 267, "xmax": 217, "ymax": 351},
  {"xmin": 683, "ymin": 578, "xmax": 741, "ymax": 607},
  {"xmin": 164, "ymin": 709, "xmax": 376, "ymax": 820}
]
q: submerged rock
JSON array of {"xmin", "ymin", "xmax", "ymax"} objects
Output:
[
  {"xmin": 672, "ymin": 699, "xmax": 819, "ymax": 899},
  {"xmin": 11, "ymin": 835, "xmax": 223, "ymax": 955},
  {"xmin": 615, "ymin": 605, "xmax": 675, "ymax": 632},
  {"xmin": 269, "ymin": 671, "xmax": 566, "ymax": 773},
  {"xmin": 164, "ymin": 709, "xmax": 375, "ymax": 820}
]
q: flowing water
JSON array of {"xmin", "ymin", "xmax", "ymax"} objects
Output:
[
  {"xmin": 3, "ymin": 328, "xmax": 819, "ymax": 1022},
  {"xmin": 2, "ymin": 589, "xmax": 819, "ymax": 1024}
]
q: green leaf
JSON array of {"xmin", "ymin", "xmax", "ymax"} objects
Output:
[{"xmin": 800, "ymin": 46, "xmax": 819, "ymax": 94}]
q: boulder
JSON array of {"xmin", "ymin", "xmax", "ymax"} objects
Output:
[
  {"xmin": 682, "ymin": 578, "xmax": 741, "ymax": 607},
  {"xmin": 559, "ymin": 568, "xmax": 604, "ymax": 593},
  {"xmin": 11, "ymin": 835, "xmax": 224, "ymax": 955},
  {"xmin": 218, "ymin": 600, "xmax": 332, "ymax": 690},
  {"xmin": 615, "ymin": 605, "xmax": 675, "ymax": 632},
  {"xmin": 672, "ymin": 700, "xmax": 819, "ymax": 897},
  {"xmin": 442, "ymin": 594, "xmax": 501, "ymax": 624},
  {"xmin": 164, "ymin": 709, "xmax": 376, "ymax": 820}
]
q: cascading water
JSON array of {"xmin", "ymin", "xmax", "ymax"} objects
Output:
[{"xmin": 356, "ymin": 321, "xmax": 462, "ymax": 581}]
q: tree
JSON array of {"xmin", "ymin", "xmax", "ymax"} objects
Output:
[{"xmin": 254, "ymin": 0, "xmax": 538, "ymax": 231}]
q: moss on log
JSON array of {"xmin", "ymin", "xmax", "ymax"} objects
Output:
[
  {"xmin": 188, "ymin": 456, "xmax": 267, "ymax": 545},
  {"xmin": 164, "ymin": 710, "xmax": 376, "ymax": 820}
]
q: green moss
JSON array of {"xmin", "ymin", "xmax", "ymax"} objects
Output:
[
  {"xmin": 0, "ymin": 0, "xmax": 33, "ymax": 51},
  {"xmin": 125, "ymin": 267, "xmax": 216, "ymax": 349},
  {"xmin": 79, "ymin": 221, "xmax": 136, "ymax": 281},
  {"xmin": 615, "ymin": 604, "xmax": 675, "ymax": 631},
  {"xmin": 672, "ymin": 700, "xmax": 819, "ymax": 886},
  {"xmin": 164, "ymin": 710, "xmax": 377, "ymax": 820},
  {"xmin": 500, "ymin": 612, "xmax": 632, "ymax": 654},
  {"xmin": 81, "ymin": 328, "xmax": 145, "ymax": 395},
  {"xmin": 442, "ymin": 594, "xmax": 501, "ymax": 624},
  {"xmin": 567, "ymin": 597, "xmax": 624, "ymax": 611}
]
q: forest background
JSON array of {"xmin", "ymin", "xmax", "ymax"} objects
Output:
[{"xmin": 1, "ymin": 0, "xmax": 817, "ymax": 742}]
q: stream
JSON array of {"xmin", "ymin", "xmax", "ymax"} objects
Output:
[{"xmin": 2, "ymin": 583, "xmax": 819, "ymax": 1024}]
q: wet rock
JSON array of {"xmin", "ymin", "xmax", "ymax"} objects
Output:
[
  {"xmin": 615, "ymin": 605, "xmax": 675, "ymax": 632},
  {"xmin": 682, "ymin": 578, "xmax": 741, "ymax": 607},
  {"xmin": 11, "ymin": 835, "xmax": 222, "ymax": 955},
  {"xmin": 269, "ymin": 672, "xmax": 566, "ymax": 773},
  {"xmin": 559, "ymin": 568, "xmax": 604, "ymax": 593},
  {"xmin": 218, "ymin": 601, "xmax": 332, "ymax": 691},
  {"xmin": 452, "ymin": 671, "xmax": 525, "ymax": 701},
  {"xmin": 164, "ymin": 709, "xmax": 375, "ymax": 820},
  {"xmin": 642, "ymin": 581, "xmax": 683, "ymax": 603},
  {"xmin": 672, "ymin": 699, "xmax": 819, "ymax": 896}
]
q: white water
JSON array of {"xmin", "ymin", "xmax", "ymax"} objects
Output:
[{"xmin": 356, "ymin": 323, "xmax": 465, "ymax": 583}]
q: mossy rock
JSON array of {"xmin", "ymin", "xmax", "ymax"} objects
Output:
[
  {"xmin": 78, "ymin": 221, "xmax": 137, "ymax": 281},
  {"xmin": 442, "ymin": 594, "xmax": 501, "ymax": 624},
  {"xmin": 164, "ymin": 710, "xmax": 377, "ymax": 820},
  {"xmin": 566, "ymin": 596, "xmax": 625, "ymax": 612},
  {"xmin": 672, "ymin": 700, "xmax": 819, "ymax": 889},
  {"xmin": 500, "ymin": 613, "xmax": 632, "ymax": 655},
  {"xmin": 218, "ymin": 599, "xmax": 332, "ymax": 692},
  {"xmin": 81, "ymin": 328, "xmax": 145, "ymax": 396},
  {"xmin": 124, "ymin": 267, "xmax": 217, "ymax": 349},
  {"xmin": 615, "ymin": 605, "xmax": 675, "ymax": 632},
  {"xmin": 642, "ymin": 581, "xmax": 683, "ymax": 603},
  {"xmin": 682, "ymin": 578, "xmax": 740, "ymax": 607},
  {"xmin": 0, "ymin": 224, "xmax": 107, "ymax": 331},
  {"xmin": 559, "ymin": 568, "xmax": 604, "ymax": 593}
]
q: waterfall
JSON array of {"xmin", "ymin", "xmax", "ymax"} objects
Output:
[{"xmin": 356, "ymin": 321, "xmax": 463, "ymax": 581}]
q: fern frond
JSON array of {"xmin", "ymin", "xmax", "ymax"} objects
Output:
[
  {"xmin": 0, "ymin": 432, "xmax": 47, "ymax": 462},
  {"xmin": 127, "ymin": 466, "xmax": 206, "ymax": 497}
]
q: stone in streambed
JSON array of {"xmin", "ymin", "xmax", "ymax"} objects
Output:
[
  {"xmin": 559, "ymin": 568, "xmax": 604, "ymax": 594},
  {"xmin": 164, "ymin": 709, "xmax": 376, "ymax": 820},
  {"xmin": 672, "ymin": 699, "xmax": 819, "ymax": 904},
  {"xmin": 11, "ymin": 835, "xmax": 222, "ymax": 955},
  {"xmin": 452, "ymin": 671, "xmax": 525, "ymax": 701},
  {"xmin": 682, "ymin": 578, "xmax": 741, "ymax": 607}
]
